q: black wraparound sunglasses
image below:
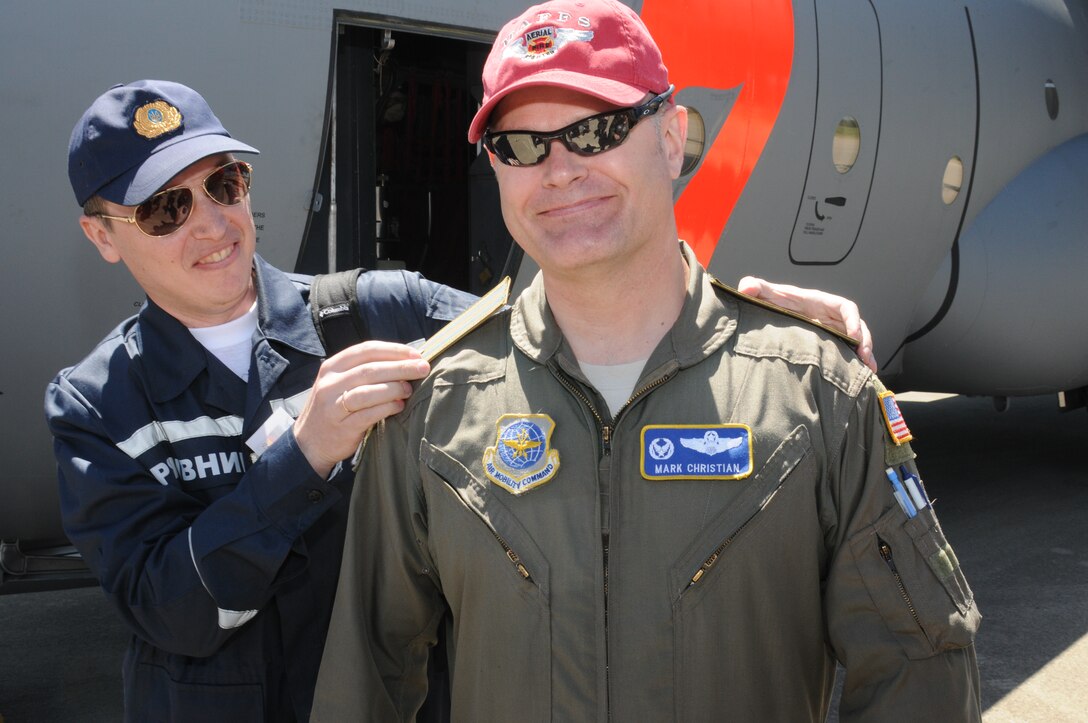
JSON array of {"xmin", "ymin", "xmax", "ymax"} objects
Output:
[
  {"xmin": 91, "ymin": 160, "xmax": 253, "ymax": 237},
  {"xmin": 483, "ymin": 85, "xmax": 675, "ymax": 167}
]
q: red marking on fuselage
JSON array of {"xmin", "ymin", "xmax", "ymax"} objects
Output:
[{"xmin": 640, "ymin": 0, "xmax": 794, "ymax": 268}]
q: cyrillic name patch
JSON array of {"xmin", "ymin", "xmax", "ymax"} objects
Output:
[
  {"xmin": 641, "ymin": 425, "xmax": 753, "ymax": 480},
  {"xmin": 484, "ymin": 414, "xmax": 560, "ymax": 495}
]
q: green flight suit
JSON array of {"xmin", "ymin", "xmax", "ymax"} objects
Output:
[{"xmin": 313, "ymin": 244, "xmax": 981, "ymax": 722}]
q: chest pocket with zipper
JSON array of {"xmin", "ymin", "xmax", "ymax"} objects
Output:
[
  {"xmin": 419, "ymin": 440, "xmax": 553, "ymax": 722},
  {"xmin": 669, "ymin": 426, "xmax": 836, "ymax": 720}
]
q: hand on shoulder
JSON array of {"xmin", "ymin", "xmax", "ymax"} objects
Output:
[
  {"xmin": 737, "ymin": 276, "xmax": 877, "ymax": 371},
  {"xmin": 293, "ymin": 341, "xmax": 431, "ymax": 477}
]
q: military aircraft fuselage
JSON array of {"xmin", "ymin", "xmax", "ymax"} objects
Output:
[{"xmin": 1, "ymin": 0, "xmax": 1084, "ymax": 584}]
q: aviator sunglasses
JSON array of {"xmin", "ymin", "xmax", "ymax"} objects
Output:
[
  {"xmin": 91, "ymin": 160, "xmax": 253, "ymax": 237},
  {"xmin": 483, "ymin": 85, "xmax": 675, "ymax": 167}
]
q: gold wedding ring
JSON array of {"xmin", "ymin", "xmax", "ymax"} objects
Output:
[{"xmin": 338, "ymin": 392, "xmax": 353, "ymax": 416}]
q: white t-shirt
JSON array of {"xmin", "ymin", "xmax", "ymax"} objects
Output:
[
  {"xmin": 578, "ymin": 358, "xmax": 648, "ymax": 417},
  {"xmin": 188, "ymin": 302, "xmax": 259, "ymax": 381}
]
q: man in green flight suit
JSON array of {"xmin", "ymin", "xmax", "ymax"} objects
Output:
[{"xmin": 312, "ymin": 0, "xmax": 982, "ymax": 720}]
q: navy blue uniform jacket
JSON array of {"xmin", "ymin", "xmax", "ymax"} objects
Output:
[{"xmin": 44, "ymin": 256, "xmax": 473, "ymax": 722}]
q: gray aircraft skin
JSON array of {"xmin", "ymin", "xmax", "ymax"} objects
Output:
[{"xmin": 1, "ymin": 0, "xmax": 1085, "ymax": 589}]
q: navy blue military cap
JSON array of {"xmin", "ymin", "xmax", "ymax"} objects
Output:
[{"xmin": 68, "ymin": 80, "xmax": 259, "ymax": 207}]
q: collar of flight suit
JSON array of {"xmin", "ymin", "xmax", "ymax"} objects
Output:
[{"xmin": 508, "ymin": 241, "xmax": 740, "ymax": 377}]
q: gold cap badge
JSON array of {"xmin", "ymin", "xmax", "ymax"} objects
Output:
[{"xmin": 132, "ymin": 100, "xmax": 182, "ymax": 139}]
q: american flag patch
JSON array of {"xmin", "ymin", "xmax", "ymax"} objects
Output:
[{"xmin": 879, "ymin": 391, "xmax": 913, "ymax": 445}]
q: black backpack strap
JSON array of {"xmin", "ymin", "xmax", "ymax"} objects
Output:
[{"xmin": 310, "ymin": 268, "xmax": 368, "ymax": 355}]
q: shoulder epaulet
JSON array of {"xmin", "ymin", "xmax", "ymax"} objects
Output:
[
  {"xmin": 708, "ymin": 275, "xmax": 860, "ymax": 348},
  {"xmin": 418, "ymin": 276, "xmax": 511, "ymax": 362}
]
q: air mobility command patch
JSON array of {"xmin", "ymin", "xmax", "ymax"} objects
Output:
[
  {"xmin": 484, "ymin": 414, "xmax": 560, "ymax": 495},
  {"xmin": 641, "ymin": 425, "xmax": 753, "ymax": 480}
]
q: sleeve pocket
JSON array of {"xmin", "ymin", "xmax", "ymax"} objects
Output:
[{"xmin": 849, "ymin": 504, "xmax": 981, "ymax": 660}]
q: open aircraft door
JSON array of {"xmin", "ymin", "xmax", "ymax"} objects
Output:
[{"xmin": 296, "ymin": 14, "xmax": 513, "ymax": 298}]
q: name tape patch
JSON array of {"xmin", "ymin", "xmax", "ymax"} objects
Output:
[
  {"xmin": 641, "ymin": 424, "xmax": 753, "ymax": 480},
  {"xmin": 484, "ymin": 414, "xmax": 560, "ymax": 495}
]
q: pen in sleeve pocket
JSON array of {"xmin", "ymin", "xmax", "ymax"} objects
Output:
[
  {"xmin": 885, "ymin": 467, "xmax": 918, "ymax": 518},
  {"xmin": 898, "ymin": 465, "xmax": 929, "ymax": 511}
]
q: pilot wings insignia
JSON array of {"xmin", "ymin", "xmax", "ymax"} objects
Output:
[
  {"xmin": 502, "ymin": 428, "xmax": 542, "ymax": 460},
  {"xmin": 679, "ymin": 430, "xmax": 745, "ymax": 456},
  {"xmin": 641, "ymin": 424, "xmax": 753, "ymax": 481},
  {"xmin": 503, "ymin": 27, "xmax": 594, "ymax": 60}
]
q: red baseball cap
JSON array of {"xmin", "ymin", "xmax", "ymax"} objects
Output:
[{"xmin": 467, "ymin": 0, "xmax": 670, "ymax": 143}]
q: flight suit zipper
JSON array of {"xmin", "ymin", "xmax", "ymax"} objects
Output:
[
  {"xmin": 552, "ymin": 369, "xmax": 614, "ymax": 718},
  {"xmin": 684, "ymin": 499, "xmax": 764, "ymax": 590},
  {"xmin": 684, "ymin": 478, "xmax": 785, "ymax": 592},
  {"xmin": 613, "ymin": 370, "xmax": 675, "ymax": 420},
  {"xmin": 437, "ymin": 479, "xmax": 533, "ymax": 582},
  {"xmin": 494, "ymin": 529, "xmax": 532, "ymax": 581},
  {"xmin": 553, "ymin": 371, "xmax": 608, "ymax": 452},
  {"xmin": 686, "ymin": 516, "xmax": 753, "ymax": 588},
  {"xmin": 553, "ymin": 364, "xmax": 676, "ymax": 720},
  {"xmin": 878, "ymin": 537, "xmax": 923, "ymax": 631}
]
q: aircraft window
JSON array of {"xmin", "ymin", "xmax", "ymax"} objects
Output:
[
  {"xmin": 681, "ymin": 106, "xmax": 706, "ymax": 176},
  {"xmin": 1045, "ymin": 79, "xmax": 1059, "ymax": 120},
  {"xmin": 832, "ymin": 117, "xmax": 860, "ymax": 173},
  {"xmin": 942, "ymin": 156, "xmax": 963, "ymax": 205}
]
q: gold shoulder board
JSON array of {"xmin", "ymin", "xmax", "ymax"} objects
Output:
[
  {"xmin": 419, "ymin": 277, "xmax": 511, "ymax": 362},
  {"xmin": 709, "ymin": 276, "xmax": 860, "ymax": 348}
]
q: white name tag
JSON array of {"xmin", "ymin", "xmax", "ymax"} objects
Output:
[{"xmin": 245, "ymin": 407, "xmax": 295, "ymax": 458}]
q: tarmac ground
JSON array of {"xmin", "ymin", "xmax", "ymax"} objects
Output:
[{"xmin": 0, "ymin": 392, "xmax": 1085, "ymax": 721}]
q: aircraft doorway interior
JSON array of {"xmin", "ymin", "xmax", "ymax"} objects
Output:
[{"xmin": 298, "ymin": 18, "xmax": 512, "ymax": 297}]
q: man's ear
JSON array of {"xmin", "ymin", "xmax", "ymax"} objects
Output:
[
  {"xmin": 79, "ymin": 215, "xmax": 123, "ymax": 264},
  {"xmin": 662, "ymin": 104, "xmax": 689, "ymax": 180}
]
